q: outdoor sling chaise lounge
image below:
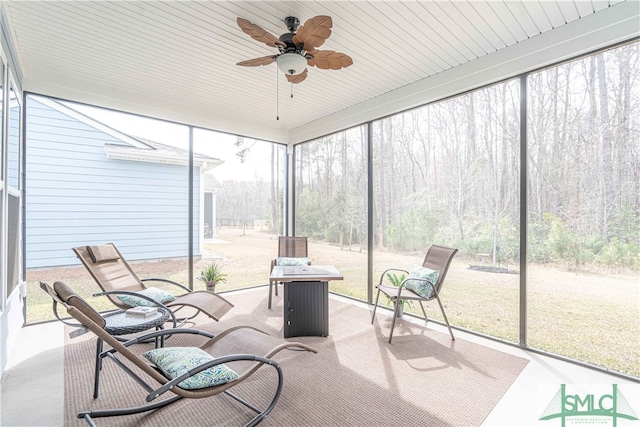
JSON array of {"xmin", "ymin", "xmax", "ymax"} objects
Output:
[
  {"xmin": 268, "ymin": 236, "xmax": 309, "ymax": 309},
  {"xmin": 73, "ymin": 243, "xmax": 234, "ymax": 323},
  {"xmin": 40, "ymin": 281, "xmax": 177, "ymax": 398},
  {"xmin": 371, "ymin": 245, "xmax": 458, "ymax": 343},
  {"xmin": 44, "ymin": 280, "xmax": 317, "ymax": 427}
]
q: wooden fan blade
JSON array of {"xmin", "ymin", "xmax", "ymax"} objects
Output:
[
  {"xmin": 292, "ymin": 15, "xmax": 332, "ymax": 51},
  {"xmin": 307, "ymin": 50, "xmax": 353, "ymax": 70},
  {"xmin": 286, "ymin": 69, "xmax": 308, "ymax": 84},
  {"xmin": 237, "ymin": 17, "xmax": 285, "ymax": 48},
  {"xmin": 236, "ymin": 56, "xmax": 277, "ymax": 67}
]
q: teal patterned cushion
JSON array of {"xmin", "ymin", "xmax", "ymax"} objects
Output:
[
  {"xmin": 117, "ymin": 287, "xmax": 175, "ymax": 307},
  {"xmin": 404, "ymin": 265, "xmax": 440, "ymax": 299},
  {"xmin": 277, "ymin": 257, "xmax": 310, "ymax": 266},
  {"xmin": 143, "ymin": 347, "xmax": 239, "ymax": 390}
]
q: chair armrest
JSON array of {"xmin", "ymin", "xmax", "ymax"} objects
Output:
[
  {"xmin": 401, "ymin": 277, "xmax": 431, "ymax": 284},
  {"xmin": 122, "ymin": 328, "xmax": 216, "ymax": 347},
  {"xmin": 94, "ymin": 290, "xmax": 166, "ymax": 308},
  {"xmin": 41, "ymin": 281, "xmax": 85, "ymax": 328},
  {"xmin": 141, "ymin": 278, "xmax": 191, "ymax": 293},
  {"xmin": 147, "ymin": 354, "xmax": 280, "ymax": 401},
  {"xmin": 377, "ymin": 268, "xmax": 409, "ymax": 287},
  {"xmin": 93, "ymin": 290, "xmax": 178, "ymax": 328},
  {"xmin": 100, "ymin": 328, "xmax": 215, "ymax": 364},
  {"xmin": 51, "ymin": 301, "xmax": 85, "ymax": 328}
]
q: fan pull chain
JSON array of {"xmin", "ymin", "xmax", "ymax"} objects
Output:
[
  {"xmin": 276, "ymin": 68, "xmax": 279, "ymax": 121},
  {"xmin": 291, "ymin": 82, "xmax": 294, "ymax": 99}
]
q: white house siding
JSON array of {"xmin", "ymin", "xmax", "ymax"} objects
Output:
[{"xmin": 25, "ymin": 98, "xmax": 201, "ymax": 268}]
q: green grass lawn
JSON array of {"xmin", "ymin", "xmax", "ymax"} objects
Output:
[{"xmin": 27, "ymin": 229, "xmax": 639, "ymax": 377}]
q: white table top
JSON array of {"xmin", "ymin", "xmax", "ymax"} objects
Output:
[{"xmin": 270, "ymin": 265, "xmax": 343, "ymax": 282}]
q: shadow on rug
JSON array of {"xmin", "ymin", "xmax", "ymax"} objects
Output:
[{"xmin": 64, "ymin": 288, "xmax": 529, "ymax": 426}]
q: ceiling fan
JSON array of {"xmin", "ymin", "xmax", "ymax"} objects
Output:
[{"xmin": 236, "ymin": 15, "xmax": 353, "ymax": 84}]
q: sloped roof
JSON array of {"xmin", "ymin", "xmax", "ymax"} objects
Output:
[
  {"xmin": 105, "ymin": 137, "xmax": 223, "ymax": 173},
  {"xmin": 204, "ymin": 173, "xmax": 222, "ymax": 192},
  {"xmin": 36, "ymin": 95, "xmax": 223, "ymax": 172}
]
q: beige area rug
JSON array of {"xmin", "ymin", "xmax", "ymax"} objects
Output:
[{"xmin": 64, "ymin": 289, "xmax": 529, "ymax": 426}]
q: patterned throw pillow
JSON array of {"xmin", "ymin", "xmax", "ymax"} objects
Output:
[
  {"xmin": 277, "ymin": 257, "xmax": 311, "ymax": 266},
  {"xmin": 404, "ymin": 265, "xmax": 440, "ymax": 299},
  {"xmin": 143, "ymin": 347, "xmax": 239, "ymax": 390},
  {"xmin": 117, "ymin": 287, "xmax": 176, "ymax": 307}
]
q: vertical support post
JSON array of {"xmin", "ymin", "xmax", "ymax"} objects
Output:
[
  {"xmin": 188, "ymin": 126, "xmax": 194, "ymax": 291},
  {"xmin": 519, "ymin": 74, "xmax": 528, "ymax": 347},
  {"xmin": 288, "ymin": 144, "xmax": 295, "ymax": 236},
  {"xmin": 367, "ymin": 122, "xmax": 374, "ymax": 303},
  {"xmin": 21, "ymin": 91, "xmax": 27, "ymax": 322},
  {"xmin": 1, "ymin": 67, "xmax": 8, "ymax": 312}
]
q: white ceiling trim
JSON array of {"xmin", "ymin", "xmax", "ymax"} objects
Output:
[
  {"xmin": 24, "ymin": 72, "xmax": 291, "ymax": 143},
  {"xmin": 5, "ymin": 1, "xmax": 639, "ymax": 146},
  {"xmin": 289, "ymin": 1, "xmax": 640, "ymax": 144}
]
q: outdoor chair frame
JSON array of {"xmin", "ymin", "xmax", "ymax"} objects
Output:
[
  {"xmin": 40, "ymin": 281, "xmax": 179, "ymax": 399},
  {"xmin": 44, "ymin": 280, "xmax": 317, "ymax": 427},
  {"xmin": 73, "ymin": 243, "xmax": 234, "ymax": 324},
  {"xmin": 371, "ymin": 245, "xmax": 458, "ymax": 343},
  {"xmin": 268, "ymin": 236, "xmax": 309, "ymax": 309}
]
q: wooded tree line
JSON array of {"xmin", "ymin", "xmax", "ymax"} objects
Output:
[
  {"xmin": 295, "ymin": 126, "xmax": 368, "ymax": 250},
  {"xmin": 292, "ymin": 42, "xmax": 638, "ymax": 268},
  {"xmin": 216, "ymin": 179, "xmax": 271, "ymax": 227},
  {"xmin": 526, "ymin": 43, "xmax": 639, "ymax": 267},
  {"xmin": 216, "ymin": 139, "xmax": 286, "ymax": 231}
]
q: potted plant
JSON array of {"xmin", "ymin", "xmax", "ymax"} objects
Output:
[
  {"xmin": 199, "ymin": 262, "xmax": 227, "ymax": 292},
  {"xmin": 386, "ymin": 272, "xmax": 408, "ymax": 318}
]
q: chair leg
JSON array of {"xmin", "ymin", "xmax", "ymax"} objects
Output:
[
  {"xmin": 371, "ymin": 288, "xmax": 381, "ymax": 324},
  {"xmin": 418, "ymin": 301, "xmax": 429, "ymax": 322},
  {"xmin": 93, "ymin": 337, "xmax": 104, "ymax": 399},
  {"xmin": 434, "ymin": 294, "xmax": 455, "ymax": 341},
  {"xmin": 388, "ymin": 298, "xmax": 400, "ymax": 343},
  {"xmin": 268, "ymin": 280, "xmax": 273, "ymax": 309},
  {"xmin": 156, "ymin": 325, "xmax": 165, "ymax": 348}
]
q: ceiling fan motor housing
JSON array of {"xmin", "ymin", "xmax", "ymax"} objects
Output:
[
  {"xmin": 284, "ymin": 16, "xmax": 300, "ymax": 32},
  {"xmin": 278, "ymin": 33, "xmax": 304, "ymax": 54}
]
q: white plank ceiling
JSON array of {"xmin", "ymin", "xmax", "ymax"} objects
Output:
[{"xmin": 1, "ymin": 0, "xmax": 637, "ymax": 143}]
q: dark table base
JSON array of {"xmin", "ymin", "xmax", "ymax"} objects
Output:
[{"xmin": 283, "ymin": 280, "xmax": 329, "ymax": 338}]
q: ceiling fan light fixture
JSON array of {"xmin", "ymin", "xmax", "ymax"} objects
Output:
[
  {"xmin": 236, "ymin": 14, "xmax": 352, "ymax": 86},
  {"xmin": 276, "ymin": 52, "xmax": 307, "ymax": 75}
]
